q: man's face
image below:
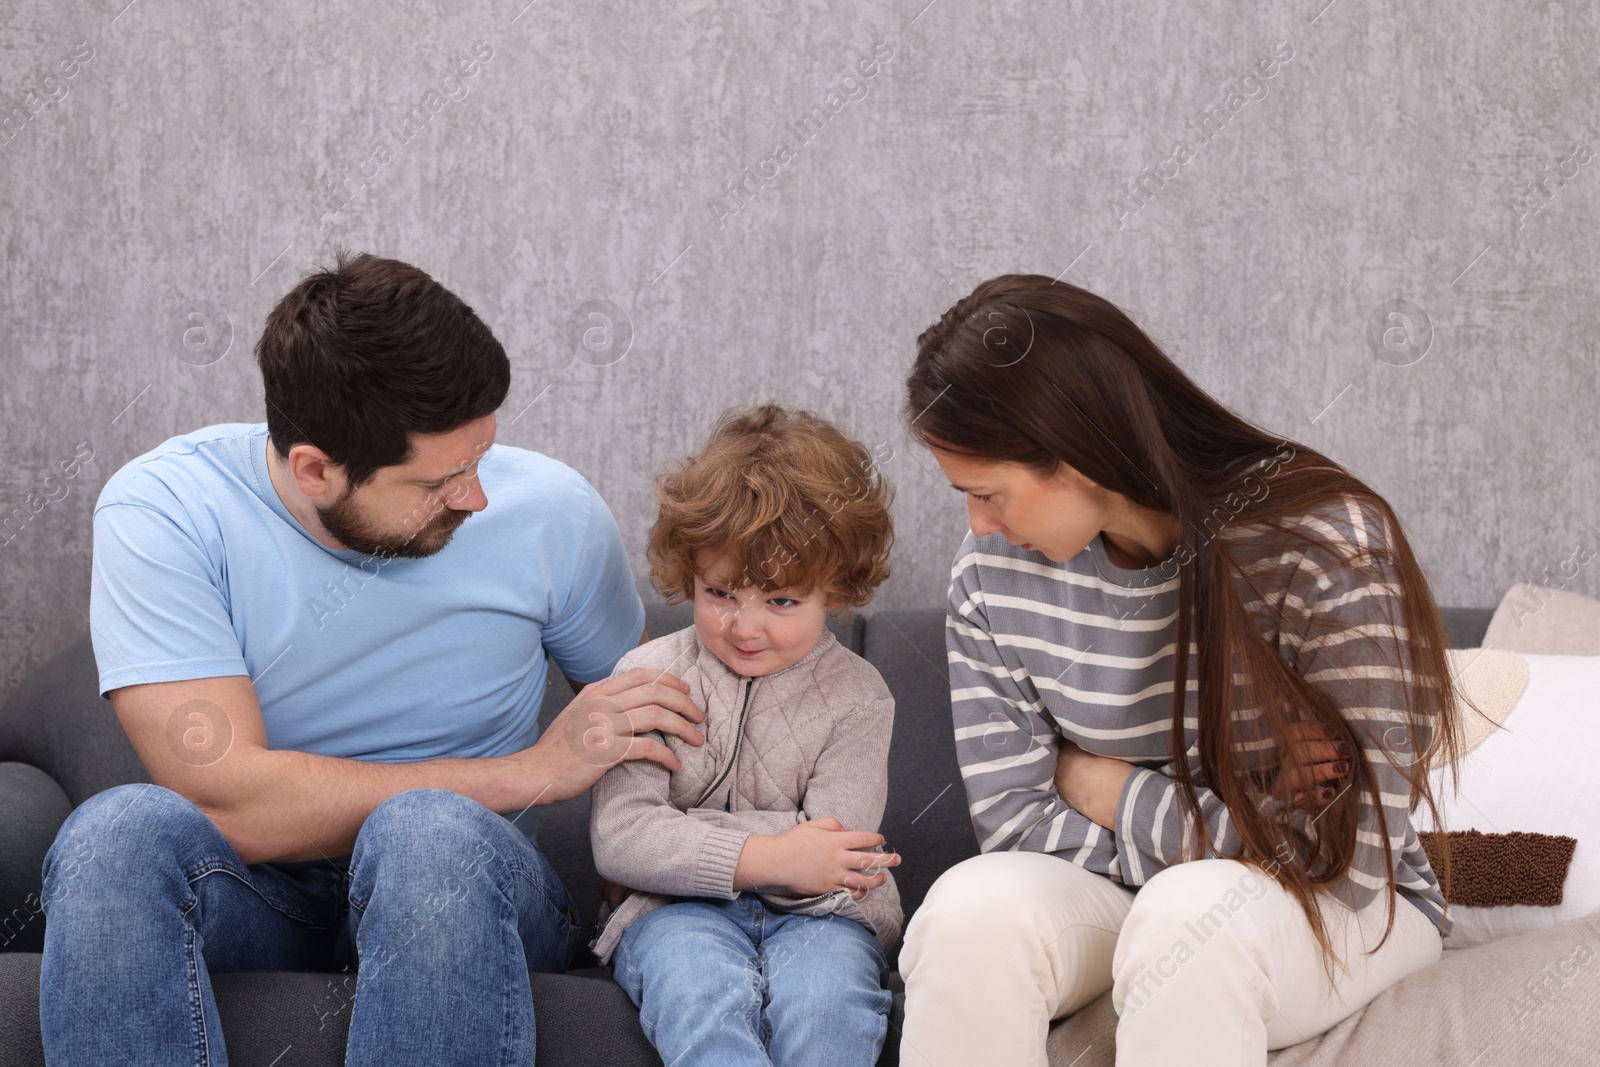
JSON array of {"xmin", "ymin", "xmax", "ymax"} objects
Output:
[{"xmin": 317, "ymin": 414, "xmax": 496, "ymax": 559}]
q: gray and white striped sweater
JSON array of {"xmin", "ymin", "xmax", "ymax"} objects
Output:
[{"xmin": 947, "ymin": 494, "xmax": 1451, "ymax": 937}]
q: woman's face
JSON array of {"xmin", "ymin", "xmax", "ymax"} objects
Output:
[{"xmin": 928, "ymin": 446, "xmax": 1113, "ymax": 564}]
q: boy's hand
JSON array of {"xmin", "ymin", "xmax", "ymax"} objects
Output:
[
  {"xmin": 756, "ymin": 817, "xmax": 902, "ymax": 900},
  {"xmin": 598, "ymin": 876, "xmax": 634, "ymax": 912}
]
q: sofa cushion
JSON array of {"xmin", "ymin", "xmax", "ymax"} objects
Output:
[
  {"xmin": 0, "ymin": 952, "xmax": 669, "ymax": 1067},
  {"xmin": 863, "ymin": 608, "xmax": 980, "ymax": 954},
  {"xmin": 0, "ymin": 952, "xmax": 909, "ymax": 1067}
]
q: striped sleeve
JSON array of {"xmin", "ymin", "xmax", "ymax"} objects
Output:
[
  {"xmin": 947, "ymin": 540, "xmax": 1121, "ymax": 875},
  {"xmin": 1113, "ymin": 498, "xmax": 1449, "ymax": 930}
]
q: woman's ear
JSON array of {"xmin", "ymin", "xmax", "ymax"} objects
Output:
[{"xmin": 1049, "ymin": 459, "xmax": 1100, "ymax": 492}]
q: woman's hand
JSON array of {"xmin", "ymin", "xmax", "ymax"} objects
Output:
[
  {"xmin": 1266, "ymin": 721, "xmax": 1353, "ymax": 812},
  {"xmin": 1053, "ymin": 740, "xmax": 1137, "ymax": 830},
  {"xmin": 1054, "ymin": 722, "xmax": 1354, "ymax": 828}
]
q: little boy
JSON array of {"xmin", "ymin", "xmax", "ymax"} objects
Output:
[{"xmin": 589, "ymin": 403, "xmax": 902, "ymax": 1067}]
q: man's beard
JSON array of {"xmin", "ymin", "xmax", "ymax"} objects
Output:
[{"xmin": 316, "ymin": 487, "xmax": 470, "ymax": 559}]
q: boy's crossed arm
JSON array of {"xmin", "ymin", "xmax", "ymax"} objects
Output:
[
  {"xmin": 589, "ymin": 693, "xmax": 900, "ymax": 903},
  {"xmin": 734, "ymin": 817, "xmax": 895, "ymax": 901}
]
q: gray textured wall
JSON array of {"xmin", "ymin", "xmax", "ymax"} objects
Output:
[{"xmin": 3, "ymin": 0, "xmax": 1597, "ymax": 701}]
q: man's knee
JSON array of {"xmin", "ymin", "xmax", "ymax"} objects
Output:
[
  {"xmin": 358, "ymin": 788, "xmax": 501, "ymax": 848},
  {"xmin": 42, "ymin": 784, "xmax": 220, "ymax": 911},
  {"xmin": 46, "ymin": 783, "xmax": 217, "ymax": 869},
  {"xmin": 350, "ymin": 789, "xmax": 510, "ymax": 894}
]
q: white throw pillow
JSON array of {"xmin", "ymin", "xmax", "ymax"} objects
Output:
[{"xmin": 1413, "ymin": 653, "xmax": 1598, "ymax": 948}]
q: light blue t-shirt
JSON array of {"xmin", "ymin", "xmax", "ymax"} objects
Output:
[{"xmin": 88, "ymin": 422, "xmax": 646, "ymax": 844}]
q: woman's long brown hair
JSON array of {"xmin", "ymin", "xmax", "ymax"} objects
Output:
[{"xmin": 904, "ymin": 273, "xmax": 1467, "ymax": 987}]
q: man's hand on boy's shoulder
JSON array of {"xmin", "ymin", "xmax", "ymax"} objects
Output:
[
  {"xmin": 504, "ymin": 667, "xmax": 707, "ymax": 805},
  {"xmin": 565, "ymin": 626, "xmax": 655, "ymax": 697}
]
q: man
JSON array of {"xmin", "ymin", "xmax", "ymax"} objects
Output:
[{"xmin": 38, "ymin": 251, "xmax": 703, "ymax": 1065}]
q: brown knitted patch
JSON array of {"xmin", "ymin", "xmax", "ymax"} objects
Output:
[{"xmin": 1417, "ymin": 829, "xmax": 1578, "ymax": 907}]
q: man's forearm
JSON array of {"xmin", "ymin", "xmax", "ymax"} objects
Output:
[{"xmin": 210, "ymin": 746, "xmax": 541, "ymax": 865}]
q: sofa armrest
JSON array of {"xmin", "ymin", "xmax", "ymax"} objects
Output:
[
  {"xmin": 0, "ymin": 762, "xmax": 72, "ymax": 954},
  {"xmin": 0, "ymin": 633, "xmax": 149, "ymax": 809}
]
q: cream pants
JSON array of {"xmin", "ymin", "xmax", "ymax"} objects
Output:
[{"xmin": 898, "ymin": 853, "xmax": 1442, "ymax": 1067}]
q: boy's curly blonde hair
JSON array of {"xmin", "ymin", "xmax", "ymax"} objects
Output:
[{"xmin": 647, "ymin": 404, "xmax": 894, "ymax": 611}]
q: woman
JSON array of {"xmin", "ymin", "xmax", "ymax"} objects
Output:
[{"xmin": 897, "ymin": 274, "xmax": 1465, "ymax": 1066}]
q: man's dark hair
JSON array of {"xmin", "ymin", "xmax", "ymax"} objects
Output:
[{"xmin": 255, "ymin": 249, "xmax": 511, "ymax": 487}]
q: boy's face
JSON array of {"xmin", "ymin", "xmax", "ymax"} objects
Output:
[{"xmin": 692, "ymin": 552, "xmax": 835, "ymax": 678}]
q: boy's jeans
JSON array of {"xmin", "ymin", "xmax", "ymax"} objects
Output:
[
  {"xmin": 612, "ymin": 892, "xmax": 893, "ymax": 1067},
  {"xmin": 38, "ymin": 783, "xmax": 580, "ymax": 1066}
]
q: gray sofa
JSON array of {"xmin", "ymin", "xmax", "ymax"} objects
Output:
[{"xmin": 1, "ymin": 602, "xmax": 1586, "ymax": 1065}]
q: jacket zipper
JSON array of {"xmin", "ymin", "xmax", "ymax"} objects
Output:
[
  {"xmin": 778, "ymin": 889, "xmax": 843, "ymax": 908},
  {"xmin": 691, "ymin": 676, "xmax": 856, "ymax": 910},
  {"xmin": 695, "ymin": 677, "xmax": 754, "ymax": 809}
]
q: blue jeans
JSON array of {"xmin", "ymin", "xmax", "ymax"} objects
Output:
[
  {"xmin": 612, "ymin": 893, "xmax": 892, "ymax": 1067},
  {"xmin": 38, "ymin": 784, "xmax": 580, "ymax": 1066}
]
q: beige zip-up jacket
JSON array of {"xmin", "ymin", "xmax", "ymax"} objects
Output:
[{"xmin": 587, "ymin": 625, "xmax": 901, "ymax": 966}]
